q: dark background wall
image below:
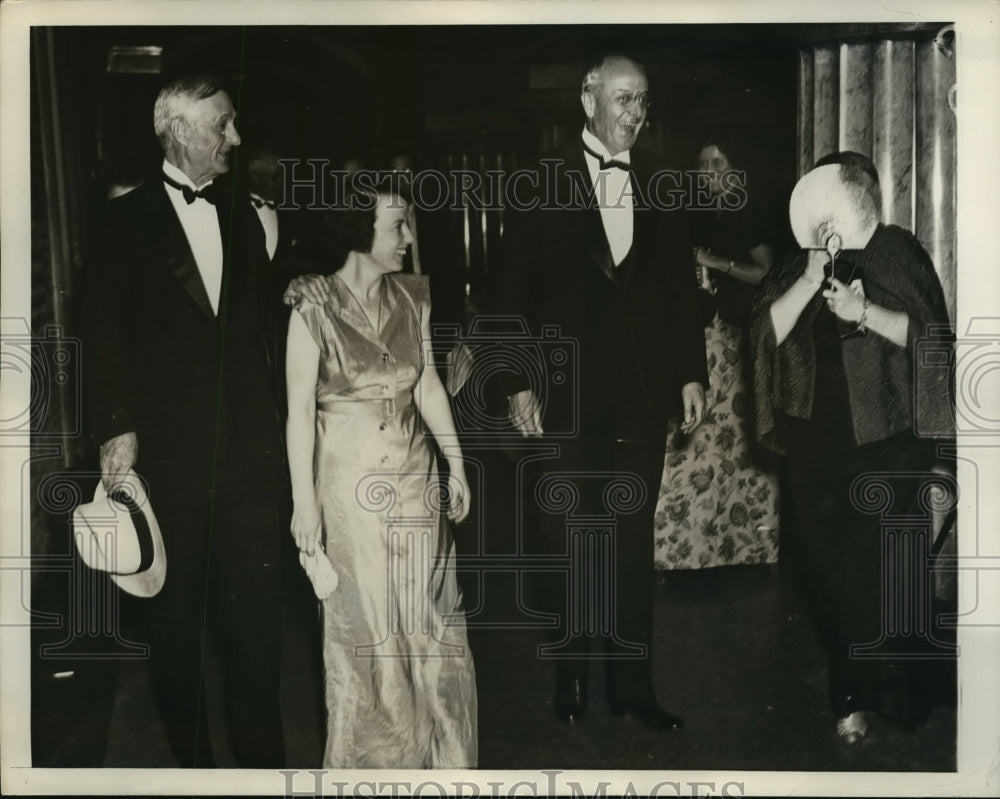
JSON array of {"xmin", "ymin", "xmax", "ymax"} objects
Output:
[{"xmin": 41, "ymin": 25, "xmax": 800, "ymax": 202}]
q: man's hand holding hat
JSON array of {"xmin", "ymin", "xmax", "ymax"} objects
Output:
[{"xmin": 99, "ymin": 431, "xmax": 138, "ymax": 491}]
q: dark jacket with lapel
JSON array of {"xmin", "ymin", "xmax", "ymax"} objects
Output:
[
  {"xmin": 495, "ymin": 140, "xmax": 708, "ymax": 429},
  {"xmin": 83, "ymin": 178, "xmax": 283, "ymax": 507}
]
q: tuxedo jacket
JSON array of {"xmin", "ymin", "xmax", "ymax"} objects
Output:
[
  {"xmin": 82, "ymin": 178, "xmax": 284, "ymax": 507},
  {"xmin": 495, "ymin": 141, "xmax": 708, "ymax": 430}
]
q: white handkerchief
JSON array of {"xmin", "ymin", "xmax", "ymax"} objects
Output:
[{"xmin": 299, "ymin": 548, "xmax": 339, "ymax": 600}]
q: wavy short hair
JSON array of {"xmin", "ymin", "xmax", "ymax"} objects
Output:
[
  {"xmin": 153, "ymin": 75, "xmax": 226, "ymax": 148},
  {"xmin": 319, "ymin": 174, "xmax": 411, "ymax": 273}
]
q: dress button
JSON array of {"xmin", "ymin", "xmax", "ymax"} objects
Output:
[
  {"xmin": 379, "ymin": 423, "xmax": 386, "ymax": 431},
  {"xmin": 382, "ymin": 353, "xmax": 390, "ymax": 362}
]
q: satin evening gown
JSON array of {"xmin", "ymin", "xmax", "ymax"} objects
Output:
[{"xmin": 296, "ymin": 272, "xmax": 477, "ymax": 769}]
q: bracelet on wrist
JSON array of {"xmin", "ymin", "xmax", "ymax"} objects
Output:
[{"xmin": 857, "ymin": 298, "xmax": 870, "ymax": 332}]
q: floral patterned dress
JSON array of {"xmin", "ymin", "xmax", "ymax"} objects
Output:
[{"xmin": 654, "ymin": 203, "xmax": 780, "ymax": 569}]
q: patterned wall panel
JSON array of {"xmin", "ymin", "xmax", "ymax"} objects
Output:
[
  {"xmin": 916, "ymin": 31, "xmax": 958, "ymax": 321},
  {"xmin": 873, "ymin": 39, "xmax": 916, "ymax": 230}
]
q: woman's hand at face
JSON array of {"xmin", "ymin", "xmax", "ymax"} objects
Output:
[
  {"xmin": 805, "ymin": 249, "xmax": 830, "ymax": 286},
  {"xmin": 291, "ymin": 500, "xmax": 322, "ymax": 556}
]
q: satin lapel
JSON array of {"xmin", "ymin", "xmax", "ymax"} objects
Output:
[
  {"xmin": 215, "ymin": 196, "xmax": 248, "ymax": 319},
  {"xmin": 564, "ymin": 146, "xmax": 617, "ymax": 283},
  {"xmin": 583, "ymin": 205, "xmax": 618, "ymax": 283},
  {"xmin": 624, "ymin": 169, "xmax": 650, "ymax": 292},
  {"xmin": 148, "ymin": 183, "xmax": 216, "ymax": 319}
]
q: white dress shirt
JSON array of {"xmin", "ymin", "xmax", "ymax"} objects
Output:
[
  {"xmin": 162, "ymin": 159, "xmax": 223, "ymax": 314},
  {"xmin": 581, "ymin": 127, "xmax": 634, "ymax": 267}
]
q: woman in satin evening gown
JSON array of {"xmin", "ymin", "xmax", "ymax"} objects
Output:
[{"xmin": 285, "ymin": 184, "xmax": 477, "ymax": 768}]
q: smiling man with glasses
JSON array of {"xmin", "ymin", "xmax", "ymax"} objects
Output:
[
  {"xmin": 581, "ymin": 58, "xmax": 651, "ymax": 164},
  {"xmin": 496, "ymin": 54, "xmax": 708, "ymax": 734}
]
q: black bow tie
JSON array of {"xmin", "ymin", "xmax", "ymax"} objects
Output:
[
  {"xmin": 251, "ymin": 195, "xmax": 276, "ymax": 210},
  {"xmin": 162, "ymin": 172, "xmax": 217, "ymax": 205},
  {"xmin": 583, "ymin": 143, "xmax": 630, "ymax": 171}
]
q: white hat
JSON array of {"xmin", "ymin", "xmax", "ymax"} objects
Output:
[{"xmin": 72, "ymin": 470, "xmax": 166, "ymax": 598}]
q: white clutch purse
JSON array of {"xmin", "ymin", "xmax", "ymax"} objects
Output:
[{"xmin": 299, "ymin": 547, "xmax": 338, "ymax": 600}]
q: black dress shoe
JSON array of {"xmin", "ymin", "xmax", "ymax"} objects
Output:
[
  {"xmin": 554, "ymin": 678, "xmax": 588, "ymax": 724},
  {"xmin": 609, "ymin": 700, "xmax": 684, "ymax": 731}
]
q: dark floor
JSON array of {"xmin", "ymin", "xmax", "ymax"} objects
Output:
[{"xmin": 30, "ymin": 447, "xmax": 957, "ymax": 773}]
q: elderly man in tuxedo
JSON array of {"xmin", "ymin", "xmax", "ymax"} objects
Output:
[
  {"xmin": 496, "ymin": 54, "xmax": 708, "ymax": 730},
  {"xmin": 82, "ymin": 75, "xmax": 286, "ymax": 767}
]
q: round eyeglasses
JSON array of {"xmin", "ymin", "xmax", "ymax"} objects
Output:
[{"xmin": 613, "ymin": 91, "xmax": 651, "ymax": 112}]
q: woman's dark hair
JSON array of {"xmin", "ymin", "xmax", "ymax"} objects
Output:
[
  {"xmin": 700, "ymin": 130, "xmax": 749, "ymax": 172},
  {"xmin": 319, "ymin": 173, "xmax": 410, "ymax": 272}
]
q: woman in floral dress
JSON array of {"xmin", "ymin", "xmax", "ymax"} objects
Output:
[{"xmin": 655, "ymin": 133, "xmax": 781, "ymax": 569}]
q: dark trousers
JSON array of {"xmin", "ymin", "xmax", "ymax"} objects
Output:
[
  {"xmin": 531, "ymin": 409, "xmax": 668, "ymax": 705},
  {"xmin": 785, "ymin": 427, "xmax": 943, "ymax": 719},
  {"xmin": 146, "ymin": 480, "xmax": 285, "ymax": 767}
]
